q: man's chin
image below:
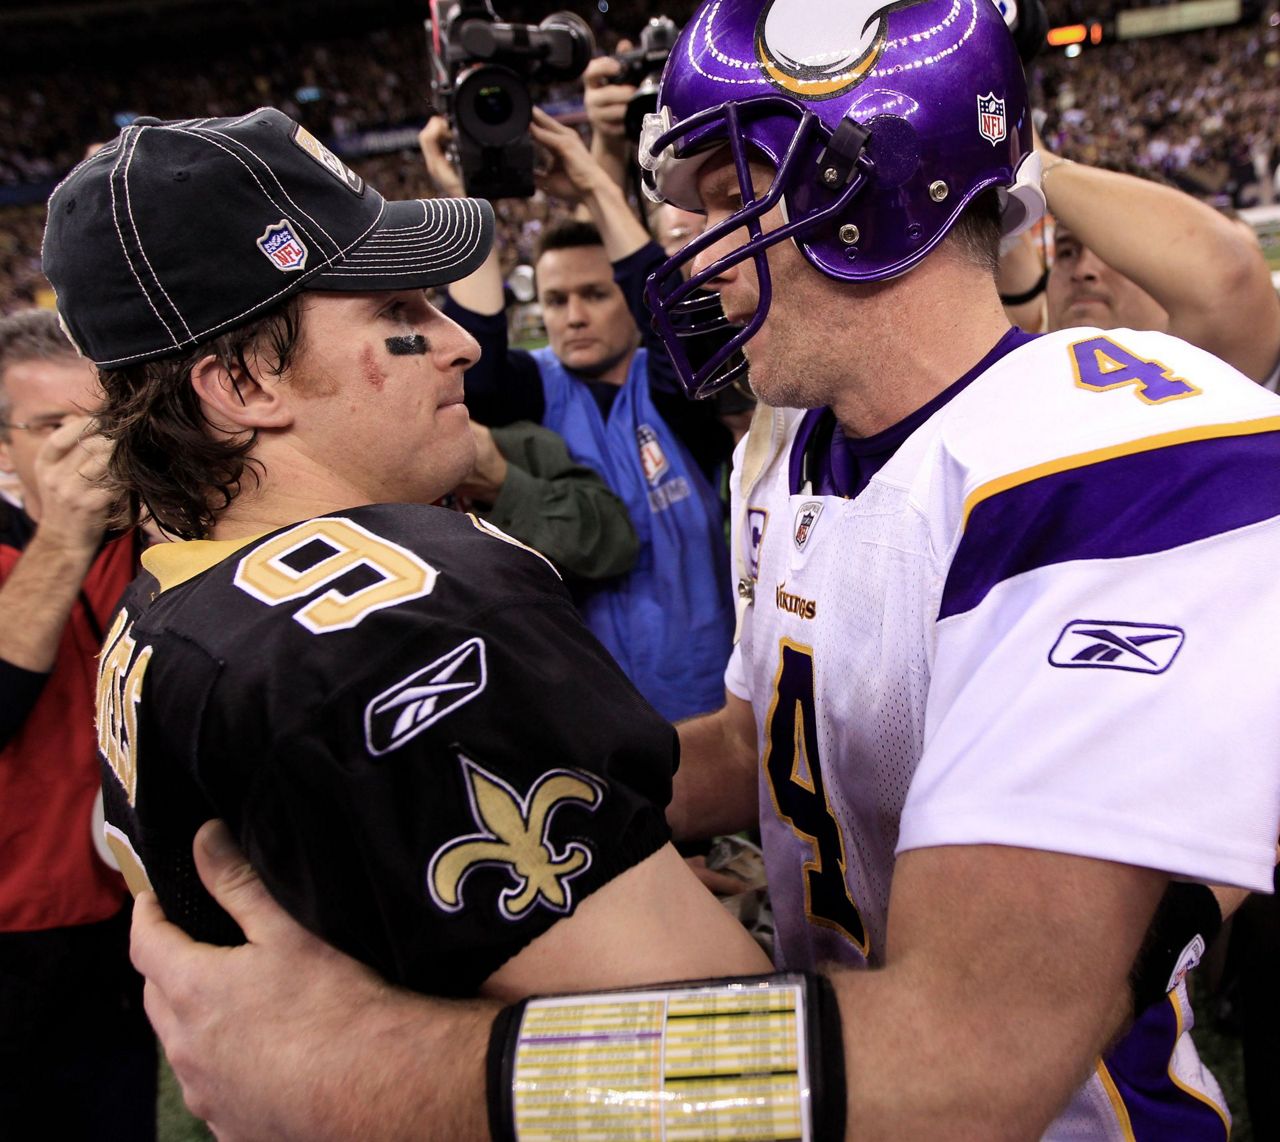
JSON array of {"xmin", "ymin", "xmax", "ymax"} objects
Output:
[{"xmin": 1066, "ymin": 300, "xmax": 1114, "ymax": 327}]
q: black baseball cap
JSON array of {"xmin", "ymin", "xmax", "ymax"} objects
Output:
[{"xmin": 43, "ymin": 108, "xmax": 495, "ymax": 369}]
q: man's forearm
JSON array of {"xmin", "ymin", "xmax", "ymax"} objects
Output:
[
  {"xmin": 483, "ymin": 456, "xmax": 639, "ymax": 581},
  {"xmin": 320, "ymin": 990, "xmax": 497, "ymax": 1142},
  {"xmin": 832, "ymin": 846, "xmax": 1165, "ymax": 1141},
  {"xmin": 0, "ymin": 530, "xmax": 97, "ymax": 671},
  {"xmin": 447, "ymin": 243, "xmax": 506, "ymax": 318},
  {"xmin": 579, "ymin": 176, "xmax": 651, "ymax": 264},
  {"xmin": 672, "ymin": 701, "xmax": 759, "ymax": 841},
  {"xmin": 1042, "ymin": 155, "xmax": 1280, "ymax": 380}
]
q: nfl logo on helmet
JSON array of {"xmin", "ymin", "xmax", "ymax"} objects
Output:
[
  {"xmin": 977, "ymin": 93, "xmax": 1007, "ymax": 145},
  {"xmin": 256, "ymin": 219, "xmax": 309, "ymax": 272}
]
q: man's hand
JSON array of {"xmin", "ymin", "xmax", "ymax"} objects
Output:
[
  {"xmin": 133, "ymin": 821, "xmax": 492, "ymax": 1141},
  {"xmin": 453, "ymin": 421, "xmax": 509, "ymax": 504},
  {"xmin": 583, "ymin": 48, "xmax": 633, "ymax": 145},
  {"xmin": 31, "ymin": 415, "xmax": 115, "ymax": 555},
  {"xmin": 419, "ymin": 115, "xmax": 466, "ymax": 199},
  {"xmin": 531, "ymin": 106, "xmax": 610, "ymax": 204},
  {"xmin": 530, "ymin": 107, "xmax": 650, "ymax": 260},
  {"xmin": 0, "ymin": 415, "xmax": 117, "ymax": 671}
]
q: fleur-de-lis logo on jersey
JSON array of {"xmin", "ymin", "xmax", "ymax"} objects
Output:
[
  {"xmin": 427, "ymin": 758, "xmax": 604, "ymax": 921},
  {"xmin": 755, "ymin": 0, "xmax": 925, "ymax": 99}
]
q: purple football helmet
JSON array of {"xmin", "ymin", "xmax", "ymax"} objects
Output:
[{"xmin": 640, "ymin": 0, "xmax": 1045, "ymax": 397}]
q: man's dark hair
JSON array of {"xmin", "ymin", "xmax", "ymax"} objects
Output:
[
  {"xmin": 0, "ymin": 309, "xmax": 81, "ymax": 439},
  {"xmin": 536, "ymin": 218, "xmax": 605, "ymax": 261},
  {"xmin": 96, "ymin": 296, "xmax": 304, "ymax": 541},
  {"xmin": 946, "ymin": 188, "xmax": 1003, "ymax": 277}
]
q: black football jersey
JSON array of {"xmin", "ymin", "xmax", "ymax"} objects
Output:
[{"xmin": 97, "ymin": 504, "xmax": 675, "ymax": 995}]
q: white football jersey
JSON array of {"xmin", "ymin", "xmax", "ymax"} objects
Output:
[{"xmin": 727, "ymin": 327, "xmax": 1280, "ymax": 1139}]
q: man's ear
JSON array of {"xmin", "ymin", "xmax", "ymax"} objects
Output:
[{"xmin": 189, "ymin": 354, "xmax": 293, "ymax": 434}]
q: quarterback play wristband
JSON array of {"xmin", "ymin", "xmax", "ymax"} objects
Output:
[{"xmin": 486, "ymin": 972, "xmax": 846, "ymax": 1142}]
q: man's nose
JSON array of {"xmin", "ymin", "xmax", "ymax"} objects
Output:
[
  {"xmin": 566, "ymin": 296, "xmax": 588, "ymax": 325},
  {"xmin": 1072, "ymin": 245, "xmax": 1104, "ymax": 282},
  {"xmin": 690, "ymin": 224, "xmax": 744, "ymax": 289},
  {"xmin": 436, "ymin": 314, "xmax": 481, "ymax": 370}
]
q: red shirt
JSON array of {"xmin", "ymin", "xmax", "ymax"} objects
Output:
[{"xmin": 0, "ymin": 514, "xmax": 137, "ymax": 931}]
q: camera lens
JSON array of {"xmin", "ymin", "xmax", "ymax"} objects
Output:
[
  {"xmin": 455, "ymin": 64, "xmax": 531, "ymax": 146},
  {"xmin": 474, "ymin": 84, "xmax": 513, "ymax": 126}
]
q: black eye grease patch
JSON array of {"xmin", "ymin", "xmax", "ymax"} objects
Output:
[{"xmin": 386, "ymin": 335, "xmax": 428, "ymax": 356}]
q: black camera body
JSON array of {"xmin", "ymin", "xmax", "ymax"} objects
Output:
[
  {"xmin": 431, "ymin": 0, "xmax": 594, "ymax": 198},
  {"xmin": 609, "ymin": 16, "xmax": 680, "ymax": 142}
]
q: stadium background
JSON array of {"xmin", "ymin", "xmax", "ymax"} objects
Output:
[{"xmin": 0, "ymin": 0, "xmax": 1267, "ymax": 1136}]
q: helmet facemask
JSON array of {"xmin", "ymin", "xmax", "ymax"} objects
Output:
[
  {"xmin": 637, "ymin": 0, "xmax": 1045, "ymax": 400},
  {"xmin": 642, "ymin": 96, "xmax": 875, "ymax": 398}
]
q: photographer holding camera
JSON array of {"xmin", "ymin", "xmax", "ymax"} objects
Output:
[
  {"xmin": 583, "ymin": 18, "xmax": 679, "ymax": 200},
  {"xmin": 421, "ymin": 109, "xmax": 735, "ymax": 723}
]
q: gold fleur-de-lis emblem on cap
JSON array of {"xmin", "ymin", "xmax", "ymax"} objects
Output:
[{"xmin": 428, "ymin": 757, "xmax": 603, "ymax": 921}]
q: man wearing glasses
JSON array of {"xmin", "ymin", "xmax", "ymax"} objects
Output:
[{"xmin": 0, "ymin": 309, "xmax": 156, "ymax": 1137}]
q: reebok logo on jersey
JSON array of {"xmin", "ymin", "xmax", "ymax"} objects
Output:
[
  {"xmin": 1048, "ymin": 621, "xmax": 1184, "ymax": 674},
  {"xmin": 427, "ymin": 757, "xmax": 603, "ymax": 921},
  {"xmin": 364, "ymin": 638, "xmax": 487, "ymax": 756}
]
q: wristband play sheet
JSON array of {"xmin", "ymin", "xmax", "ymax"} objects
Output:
[{"xmin": 509, "ymin": 977, "xmax": 814, "ymax": 1140}]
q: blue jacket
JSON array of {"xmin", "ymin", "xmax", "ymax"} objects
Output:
[{"xmin": 533, "ymin": 346, "xmax": 733, "ymax": 721}]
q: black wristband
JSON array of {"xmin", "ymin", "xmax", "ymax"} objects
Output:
[
  {"xmin": 809, "ymin": 970, "xmax": 849, "ymax": 1142},
  {"xmin": 999, "ymin": 266, "xmax": 1049, "ymax": 307},
  {"xmin": 1130, "ymin": 881, "xmax": 1223, "ymax": 1012},
  {"xmin": 486, "ymin": 1000, "xmax": 525, "ymax": 1142}
]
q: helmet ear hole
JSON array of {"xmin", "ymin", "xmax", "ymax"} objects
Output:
[{"xmin": 862, "ymin": 115, "xmax": 920, "ymax": 189}]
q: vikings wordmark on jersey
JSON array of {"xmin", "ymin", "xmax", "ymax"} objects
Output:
[{"xmin": 95, "ymin": 505, "xmax": 675, "ymax": 995}]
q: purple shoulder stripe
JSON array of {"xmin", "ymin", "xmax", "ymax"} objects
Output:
[{"xmin": 939, "ymin": 430, "xmax": 1280, "ymax": 621}]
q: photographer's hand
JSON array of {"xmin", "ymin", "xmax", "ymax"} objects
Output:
[
  {"xmin": 0, "ymin": 416, "xmax": 115, "ymax": 673},
  {"xmin": 418, "ymin": 116, "xmax": 466, "ymax": 199},
  {"xmin": 583, "ymin": 44, "xmax": 635, "ymax": 195},
  {"xmin": 532, "ymin": 107, "xmax": 649, "ymax": 261}
]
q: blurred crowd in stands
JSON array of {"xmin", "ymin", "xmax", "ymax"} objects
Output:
[{"xmin": 3, "ymin": 0, "xmax": 1280, "ymax": 311}]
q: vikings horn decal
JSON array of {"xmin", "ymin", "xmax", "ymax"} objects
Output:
[{"xmin": 755, "ymin": 0, "xmax": 927, "ymax": 99}]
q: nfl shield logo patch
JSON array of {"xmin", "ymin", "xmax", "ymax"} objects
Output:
[
  {"xmin": 637, "ymin": 424, "xmax": 670, "ymax": 486},
  {"xmin": 793, "ymin": 500, "xmax": 823, "ymax": 550},
  {"xmin": 256, "ymin": 219, "xmax": 309, "ymax": 272},
  {"xmin": 977, "ymin": 93, "xmax": 1006, "ymax": 146}
]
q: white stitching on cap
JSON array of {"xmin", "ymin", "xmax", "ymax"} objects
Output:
[
  {"xmin": 94, "ymin": 197, "xmax": 384, "ymax": 367},
  {"xmin": 320, "ymin": 201, "xmax": 480, "ymax": 274},
  {"xmin": 203, "ymin": 125, "xmax": 344, "ymax": 254},
  {"xmin": 169, "ymin": 125, "xmax": 383, "ymax": 262},
  {"xmin": 93, "ymin": 181, "xmax": 479, "ymax": 365},
  {"xmin": 170, "ymin": 126, "xmax": 341, "ymax": 258},
  {"xmin": 93, "ymin": 270, "xmax": 303, "ymax": 366},
  {"xmin": 109, "ymin": 128, "xmax": 180, "ymax": 347},
  {"xmin": 122, "ymin": 127, "xmax": 195, "ymax": 339}
]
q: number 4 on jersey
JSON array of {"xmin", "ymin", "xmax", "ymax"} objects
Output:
[
  {"xmin": 763, "ymin": 640, "xmax": 868, "ymax": 954},
  {"xmin": 1070, "ymin": 336, "xmax": 1200, "ymax": 404}
]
